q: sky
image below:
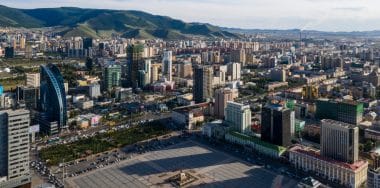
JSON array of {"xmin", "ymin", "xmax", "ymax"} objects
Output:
[{"xmin": 2, "ymin": 0, "xmax": 380, "ymax": 31}]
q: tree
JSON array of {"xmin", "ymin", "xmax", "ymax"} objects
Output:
[{"xmin": 364, "ymin": 140, "xmax": 374, "ymax": 152}]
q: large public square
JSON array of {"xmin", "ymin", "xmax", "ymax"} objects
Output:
[{"xmin": 65, "ymin": 140, "xmax": 298, "ymax": 188}]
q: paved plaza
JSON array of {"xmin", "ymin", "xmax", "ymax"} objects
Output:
[{"xmin": 66, "ymin": 141, "xmax": 298, "ymax": 188}]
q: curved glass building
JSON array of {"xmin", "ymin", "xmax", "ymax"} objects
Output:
[{"xmin": 40, "ymin": 64, "xmax": 67, "ymax": 130}]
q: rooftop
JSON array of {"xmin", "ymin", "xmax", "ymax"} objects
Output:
[
  {"xmin": 289, "ymin": 145, "xmax": 368, "ymax": 172},
  {"xmin": 228, "ymin": 131, "xmax": 286, "ymax": 153},
  {"xmin": 321, "ymin": 119, "xmax": 357, "ymax": 129}
]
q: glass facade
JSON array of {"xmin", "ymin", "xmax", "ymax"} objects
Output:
[{"xmin": 40, "ymin": 64, "xmax": 67, "ymax": 130}]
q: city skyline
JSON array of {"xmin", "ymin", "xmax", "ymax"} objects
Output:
[{"xmin": 2, "ymin": 0, "xmax": 380, "ymax": 32}]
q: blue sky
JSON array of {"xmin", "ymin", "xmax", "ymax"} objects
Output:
[{"xmin": 2, "ymin": 0, "xmax": 380, "ymax": 31}]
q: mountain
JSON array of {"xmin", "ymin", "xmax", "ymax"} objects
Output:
[
  {"xmin": 222, "ymin": 27, "xmax": 380, "ymax": 39},
  {"xmin": 0, "ymin": 5, "xmax": 239, "ymax": 39}
]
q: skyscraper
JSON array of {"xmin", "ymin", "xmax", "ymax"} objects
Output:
[
  {"xmin": 225, "ymin": 101, "xmax": 251, "ymax": 134},
  {"xmin": 0, "ymin": 109, "xmax": 31, "ymax": 188},
  {"xmin": 127, "ymin": 44, "xmax": 144, "ymax": 88},
  {"xmin": 261, "ymin": 104, "xmax": 295, "ymax": 147},
  {"xmin": 162, "ymin": 51, "xmax": 173, "ymax": 81},
  {"xmin": 214, "ymin": 88, "xmax": 238, "ymax": 119},
  {"xmin": 104, "ymin": 65, "xmax": 121, "ymax": 91},
  {"xmin": 321, "ymin": 119, "xmax": 359, "ymax": 164},
  {"xmin": 193, "ymin": 65, "xmax": 213, "ymax": 103},
  {"xmin": 40, "ymin": 64, "xmax": 67, "ymax": 131}
]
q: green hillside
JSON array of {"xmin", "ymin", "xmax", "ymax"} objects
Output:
[{"xmin": 0, "ymin": 5, "xmax": 238, "ymax": 39}]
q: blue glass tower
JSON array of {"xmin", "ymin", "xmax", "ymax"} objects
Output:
[{"xmin": 40, "ymin": 64, "xmax": 67, "ymax": 130}]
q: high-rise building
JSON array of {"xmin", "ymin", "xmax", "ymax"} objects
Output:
[
  {"xmin": 214, "ymin": 88, "xmax": 238, "ymax": 119},
  {"xmin": 261, "ymin": 104, "xmax": 295, "ymax": 147},
  {"xmin": 16, "ymin": 86, "xmax": 39, "ymax": 109},
  {"xmin": 144, "ymin": 59, "xmax": 151, "ymax": 84},
  {"xmin": 0, "ymin": 109, "xmax": 31, "ymax": 188},
  {"xmin": 127, "ymin": 44, "xmax": 144, "ymax": 88},
  {"xmin": 104, "ymin": 65, "xmax": 121, "ymax": 91},
  {"xmin": 4, "ymin": 47, "xmax": 14, "ymax": 58},
  {"xmin": 316, "ymin": 99, "xmax": 363, "ymax": 125},
  {"xmin": 151, "ymin": 64, "xmax": 159, "ymax": 83},
  {"xmin": 26, "ymin": 73, "xmax": 40, "ymax": 88},
  {"xmin": 321, "ymin": 119, "xmax": 359, "ymax": 164},
  {"xmin": 231, "ymin": 49, "xmax": 246, "ymax": 66},
  {"xmin": 227, "ymin": 62, "xmax": 241, "ymax": 81},
  {"xmin": 83, "ymin": 37, "xmax": 93, "ymax": 50},
  {"xmin": 179, "ymin": 62, "xmax": 193, "ymax": 78},
  {"xmin": 40, "ymin": 64, "xmax": 67, "ymax": 131},
  {"xmin": 193, "ymin": 65, "xmax": 213, "ymax": 103},
  {"xmin": 162, "ymin": 51, "xmax": 173, "ymax": 81},
  {"xmin": 225, "ymin": 101, "xmax": 251, "ymax": 134}
]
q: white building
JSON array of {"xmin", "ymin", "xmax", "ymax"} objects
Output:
[
  {"xmin": 89, "ymin": 84, "xmax": 101, "ymax": 98},
  {"xmin": 289, "ymin": 145, "xmax": 368, "ymax": 188},
  {"xmin": 227, "ymin": 62, "xmax": 241, "ymax": 81},
  {"xmin": 225, "ymin": 101, "xmax": 251, "ymax": 134}
]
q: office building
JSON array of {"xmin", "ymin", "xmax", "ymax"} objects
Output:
[
  {"xmin": 40, "ymin": 64, "xmax": 67, "ymax": 131},
  {"xmin": 16, "ymin": 86, "xmax": 39, "ymax": 109},
  {"xmin": 368, "ymin": 168, "xmax": 380, "ymax": 188},
  {"xmin": 4, "ymin": 47, "xmax": 14, "ymax": 58},
  {"xmin": 26, "ymin": 73, "xmax": 40, "ymax": 88},
  {"xmin": 214, "ymin": 88, "xmax": 238, "ymax": 119},
  {"xmin": 227, "ymin": 62, "xmax": 241, "ymax": 81},
  {"xmin": 316, "ymin": 99, "xmax": 363, "ymax": 125},
  {"xmin": 104, "ymin": 65, "xmax": 121, "ymax": 91},
  {"xmin": 261, "ymin": 104, "xmax": 295, "ymax": 147},
  {"xmin": 225, "ymin": 101, "xmax": 251, "ymax": 134},
  {"xmin": 127, "ymin": 44, "xmax": 144, "ymax": 88},
  {"xmin": 321, "ymin": 119, "xmax": 359, "ymax": 164},
  {"xmin": 289, "ymin": 145, "xmax": 367, "ymax": 188},
  {"xmin": 193, "ymin": 65, "xmax": 213, "ymax": 103},
  {"xmin": 0, "ymin": 109, "xmax": 31, "ymax": 188},
  {"xmin": 162, "ymin": 51, "xmax": 173, "ymax": 81}
]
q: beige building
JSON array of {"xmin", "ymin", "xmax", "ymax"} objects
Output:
[
  {"xmin": 26, "ymin": 73, "xmax": 40, "ymax": 87},
  {"xmin": 179, "ymin": 62, "xmax": 193, "ymax": 78},
  {"xmin": 289, "ymin": 145, "xmax": 367, "ymax": 188},
  {"xmin": 214, "ymin": 88, "xmax": 238, "ymax": 119},
  {"xmin": 321, "ymin": 119, "xmax": 359, "ymax": 164}
]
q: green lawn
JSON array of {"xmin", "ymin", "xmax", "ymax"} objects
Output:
[{"xmin": 39, "ymin": 122, "xmax": 170, "ymax": 166}]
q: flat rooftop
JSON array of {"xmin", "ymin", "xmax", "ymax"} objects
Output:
[
  {"xmin": 66, "ymin": 140, "xmax": 297, "ymax": 188},
  {"xmin": 289, "ymin": 146, "xmax": 367, "ymax": 172}
]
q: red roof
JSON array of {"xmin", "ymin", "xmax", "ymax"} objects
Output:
[{"xmin": 290, "ymin": 146, "xmax": 367, "ymax": 171}]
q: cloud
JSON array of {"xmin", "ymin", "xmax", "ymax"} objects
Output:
[{"xmin": 333, "ymin": 7, "xmax": 366, "ymax": 11}]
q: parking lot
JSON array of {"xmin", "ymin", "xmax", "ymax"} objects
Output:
[{"xmin": 65, "ymin": 140, "xmax": 298, "ymax": 188}]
